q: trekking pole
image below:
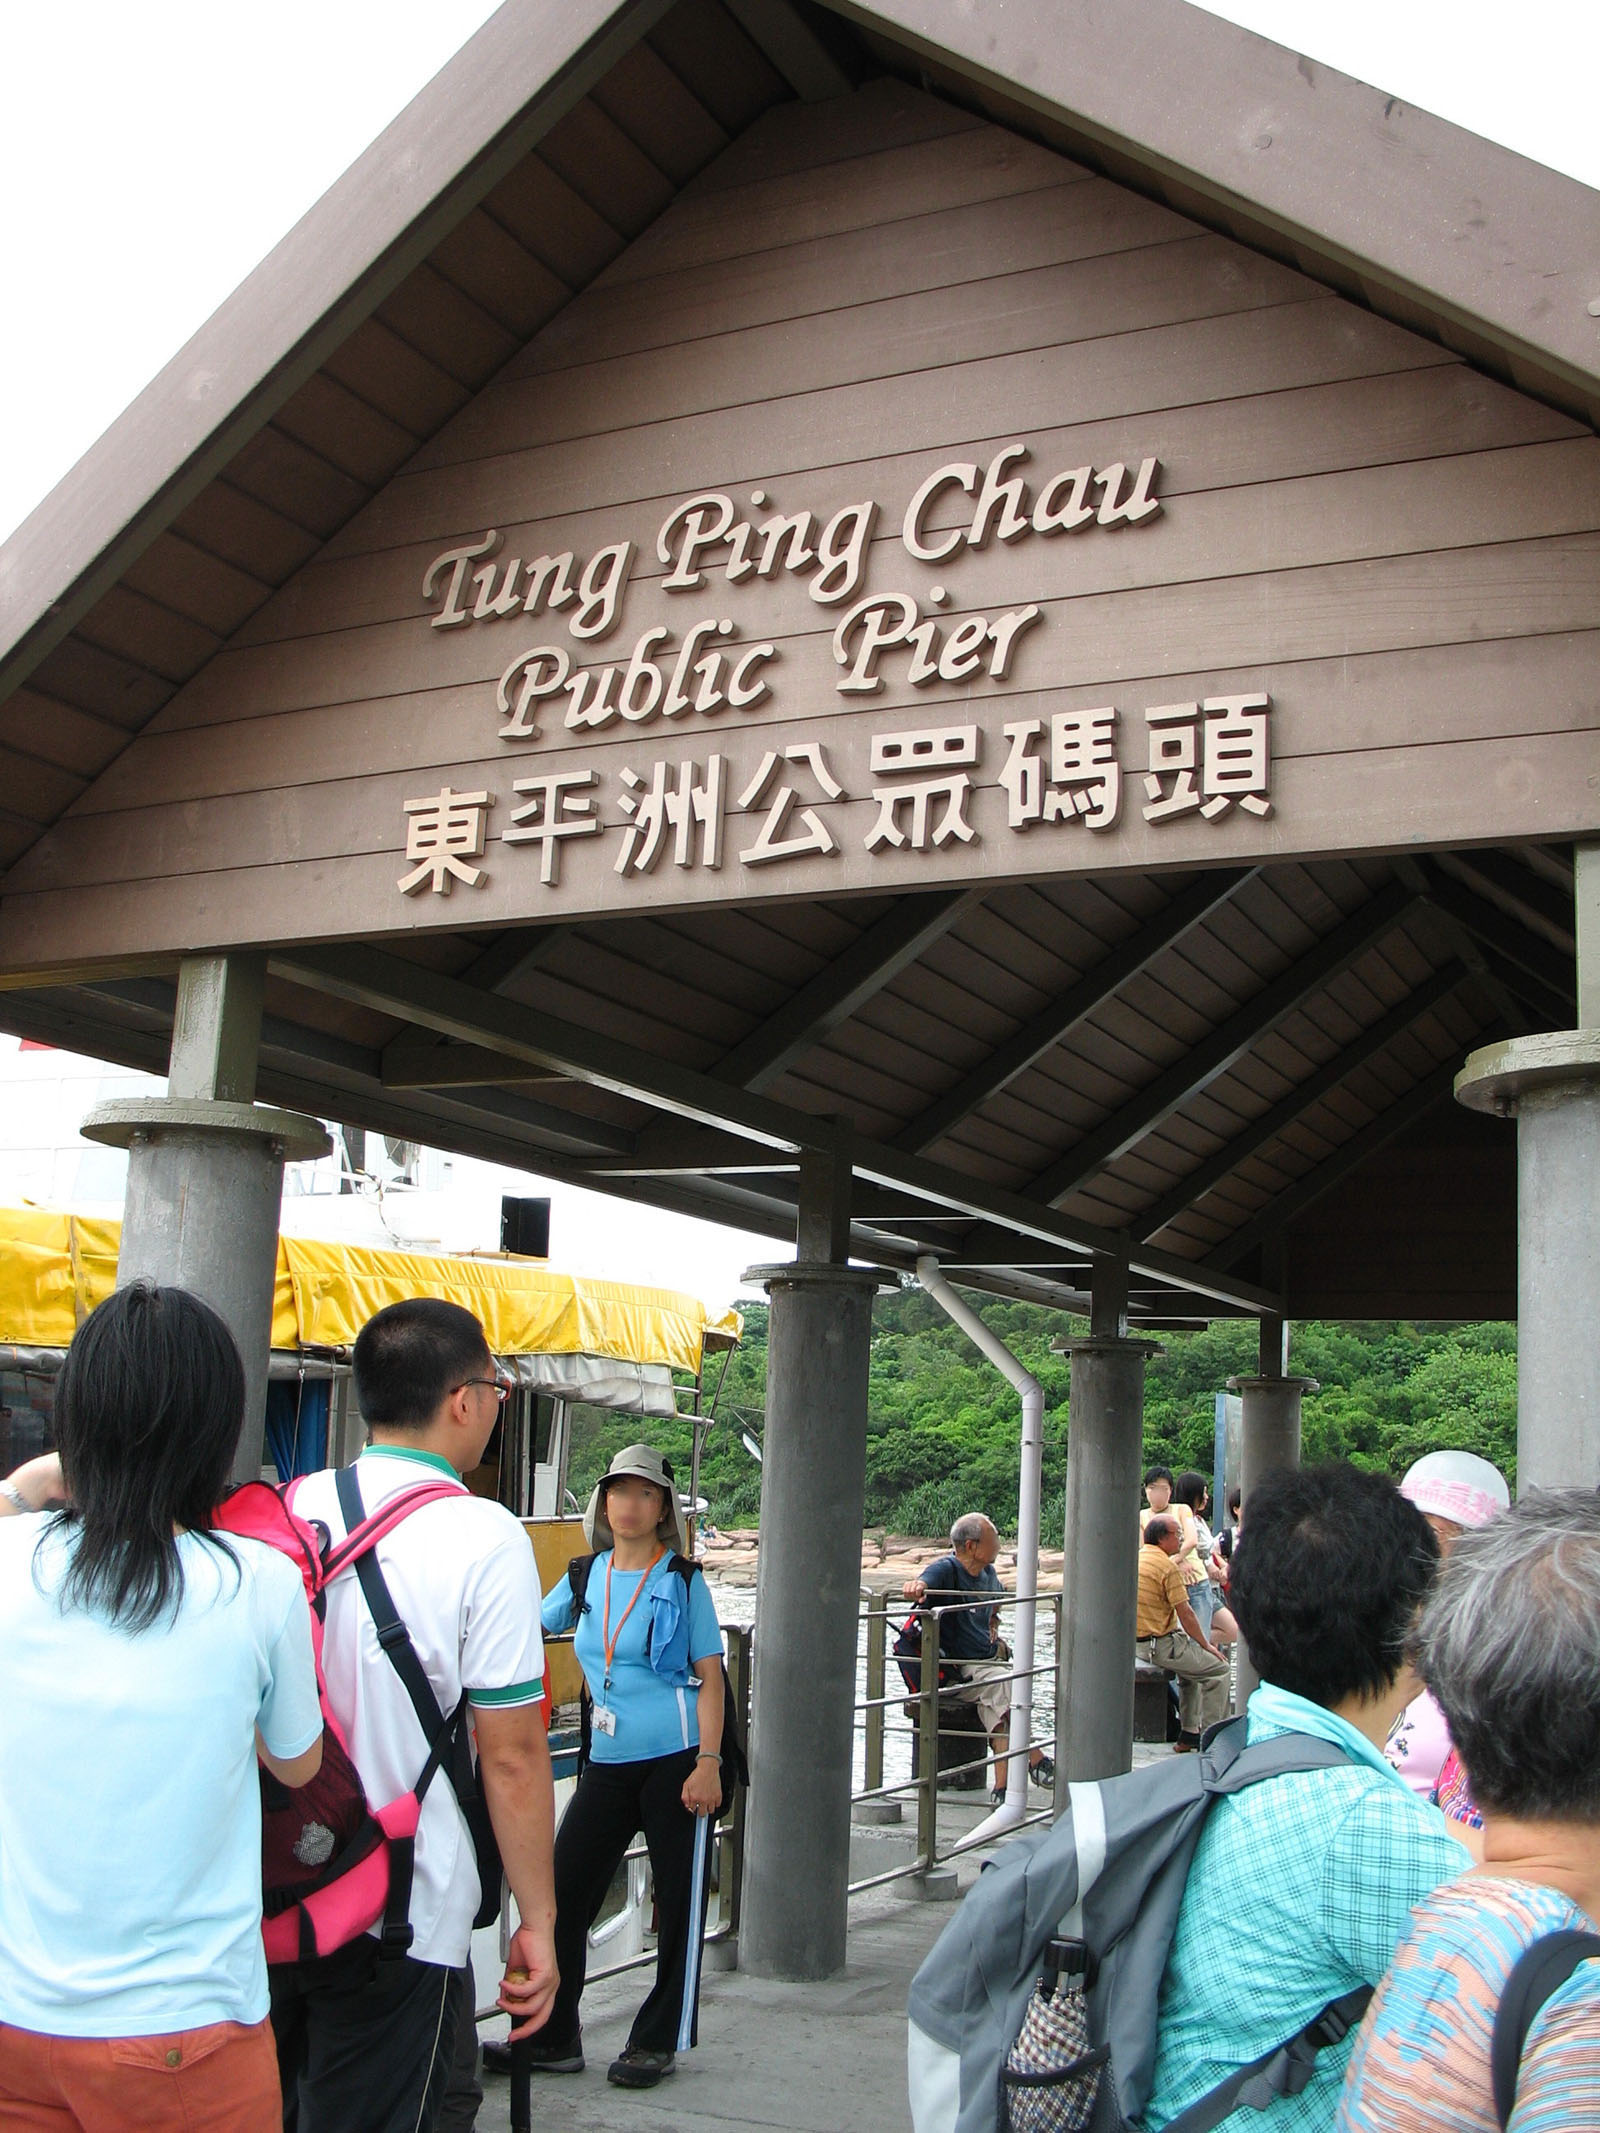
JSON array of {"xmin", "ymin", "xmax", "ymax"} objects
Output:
[{"xmin": 509, "ymin": 2039, "xmax": 531, "ymax": 2133}]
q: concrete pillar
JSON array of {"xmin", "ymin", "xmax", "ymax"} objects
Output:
[
  {"xmin": 1456, "ymin": 1033, "xmax": 1600, "ymax": 1487},
  {"xmin": 1055, "ymin": 1332, "xmax": 1160, "ymax": 1784},
  {"xmin": 1228, "ymin": 1370, "xmax": 1317, "ymax": 1704},
  {"xmin": 1455, "ymin": 841, "xmax": 1600, "ymax": 1490},
  {"xmin": 1231, "ymin": 1375, "xmax": 1317, "ymax": 1501},
  {"xmin": 80, "ymin": 954, "xmax": 328, "ymax": 1480},
  {"xmin": 739, "ymin": 1258, "xmax": 878, "ymax": 1977}
]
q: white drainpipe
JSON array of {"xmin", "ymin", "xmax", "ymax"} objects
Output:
[{"xmin": 915, "ymin": 1256, "xmax": 1045, "ymax": 1849}]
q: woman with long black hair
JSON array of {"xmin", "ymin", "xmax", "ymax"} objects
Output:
[{"xmin": 0, "ymin": 1283, "xmax": 322, "ymax": 2133}]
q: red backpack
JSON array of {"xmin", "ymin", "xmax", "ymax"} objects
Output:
[{"xmin": 215, "ymin": 1474, "xmax": 472, "ymax": 1966}]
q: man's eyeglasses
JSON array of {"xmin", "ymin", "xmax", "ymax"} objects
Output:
[{"xmin": 458, "ymin": 1377, "xmax": 511, "ymax": 1405}]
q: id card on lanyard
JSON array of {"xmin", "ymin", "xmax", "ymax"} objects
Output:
[{"xmin": 593, "ymin": 1547, "xmax": 663, "ymax": 1740}]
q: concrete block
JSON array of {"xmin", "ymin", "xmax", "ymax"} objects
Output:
[
  {"xmin": 853, "ymin": 1801, "xmax": 904, "ymax": 1825},
  {"xmin": 906, "ymin": 1867, "xmax": 959, "ymax": 1902}
]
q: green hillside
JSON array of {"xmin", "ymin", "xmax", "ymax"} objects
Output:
[{"xmin": 568, "ymin": 1285, "xmax": 1517, "ymax": 1536}]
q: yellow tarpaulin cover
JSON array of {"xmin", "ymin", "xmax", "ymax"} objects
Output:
[{"xmin": 0, "ymin": 1211, "xmax": 738, "ymax": 1374}]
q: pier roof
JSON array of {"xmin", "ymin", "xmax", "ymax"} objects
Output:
[{"xmin": 0, "ymin": 0, "xmax": 1592, "ymax": 1320}]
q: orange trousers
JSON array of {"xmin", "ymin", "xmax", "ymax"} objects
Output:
[{"xmin": 0, "ymin": 2016, "xmax": 279, "ymax": 2132}]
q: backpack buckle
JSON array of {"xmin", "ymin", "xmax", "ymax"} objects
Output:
[
  {"xmin": 1309, "ymin": 2002, "xmax": 1357, "ymax": 2048},
  {"xmin": 378, "ymin": 1919, "xmax": 415, "ymax": 1960},
  {"xmin": 376, "ymin": 1620, "xmax": 411, "ymax": 1653}
]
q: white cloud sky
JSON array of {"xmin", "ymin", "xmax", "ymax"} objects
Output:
[{"xmin": 0, "ymin": 0, "xmax": 1594, "ymax": 1305}]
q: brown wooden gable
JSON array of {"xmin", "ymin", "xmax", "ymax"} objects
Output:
[
  {"xmin": 0, "ymin": 51, "xmax": 1585, "ymax": 1322},
  {"xmin": 4, "ymin": 83, "xmax": 1596, "ymax": 967}
]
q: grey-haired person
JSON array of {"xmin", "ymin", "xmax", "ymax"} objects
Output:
[
  {"xmin": 525, "ymin": 1446, "xmax": 726, "ymax": 2092},
  {"xmin": 1337, "ymin": 1490, "xmax": 1600, "ymax": 2131}
]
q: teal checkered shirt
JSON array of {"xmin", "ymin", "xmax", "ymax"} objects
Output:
[{"xmin": 1142, "ymin": 1686, "xmax": 1471, "ymax": 2132}]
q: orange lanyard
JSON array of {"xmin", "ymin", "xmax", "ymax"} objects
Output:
[{"xmin": 602, "ymin": 1547, "xmax": 663, "ymax": 1685}]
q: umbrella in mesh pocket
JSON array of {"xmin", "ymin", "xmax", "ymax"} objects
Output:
[{"xmin": 1001, "ymin": 1941, "xmax": 1107, "ymax": 2133}]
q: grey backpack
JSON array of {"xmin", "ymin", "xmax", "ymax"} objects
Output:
[{"xmin": 907, "ymin": 1716, "xmax": 1372, "ymax": 2133}]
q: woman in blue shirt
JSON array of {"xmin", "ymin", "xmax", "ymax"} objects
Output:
[
  {"xmin": 525, "ymin": 1444, "xmax": 725, "ymax": 2092},
  {"xmin": 0, "ymin": 1282, "xmax": 322, "ymax": 2133}
]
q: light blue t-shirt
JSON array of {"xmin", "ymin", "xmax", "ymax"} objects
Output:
[
  {"xmin": 0, "ymin": 1515, "xmax": 321, "ymax": 2036},
  {"xmin": 542, "ymin": 1550, "xmax": 723, "ymax": 1764}
]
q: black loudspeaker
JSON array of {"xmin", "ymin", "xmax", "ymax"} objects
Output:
[{"xmin": 500, "ymin": 1195, "xmax": 551, "ymax": 1258}]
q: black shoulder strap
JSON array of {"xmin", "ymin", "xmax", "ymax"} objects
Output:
[
  {"xmin": 1160, "ymin": 1987, "xmax": 1374, "ymax": 2133},
  {"xmin": 567, "ymin": 1551, "xmax": 596, "ymax": 1612},
  {"xmin": 1490, "ymin": 1928, "xmax": 1600, "ymax": 2130},
  {"xmin": 333, "ymin": 1465, "xmax": 465, "ymax": 1791}
]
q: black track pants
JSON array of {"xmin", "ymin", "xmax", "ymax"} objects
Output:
[
  {"xmin": 269, "ymin": 1936, "xmax": 459, "ymax": 2133},
  {"xmin": 533, "ymin": 1747, "xmax": 714, "ymax": 2056}
]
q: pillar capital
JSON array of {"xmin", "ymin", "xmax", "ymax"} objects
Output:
[
  {"xmin": 82, "ymin": 1096, "xmax": 331, "ymax": 1163},
  {"xmin": 1226, "ymin": 1373, "xmax": 1320, "ymax": 1395},
  {"xmin": 741, "ymin": 1260, "xmax": 888, "ymax": 1295},
  {"xmin": 1055, "ymin": 1334, "xmax": 1163, "ymax": 1360},
  {"xmin": 1455, "ymin": 1029, "xmax": 1600, "ymax": 1117}
]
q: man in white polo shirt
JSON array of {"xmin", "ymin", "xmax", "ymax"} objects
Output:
[{"xmin": 272, "ymin": 1299, "xmax": 557, "ymax": 2133}]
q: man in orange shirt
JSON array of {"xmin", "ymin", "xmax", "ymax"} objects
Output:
[{"xmin": 1137, "ymin": 1515, "xmax": 1230, "ymax": 1749}]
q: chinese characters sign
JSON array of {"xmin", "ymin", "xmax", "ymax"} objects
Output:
[{"xmin": 399, "ymin": 440, "xmax": 1280, "ymax": 899}]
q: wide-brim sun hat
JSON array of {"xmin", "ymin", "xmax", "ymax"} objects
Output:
[
  {"xmin": 584, "ymin": 1442, "xmax": 690, "ymax": 1557},
  {"xmin": 1400, "ymin": 1449, "xmax": 1510, "ymax": 1532}
]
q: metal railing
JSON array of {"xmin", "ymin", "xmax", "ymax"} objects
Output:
[{"xmin": 849, "ymin": 1584, "xmax": 1059, "ymax": 1895}]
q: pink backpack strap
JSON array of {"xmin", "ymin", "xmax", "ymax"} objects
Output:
[{"xmin": 323, "ymin": 1479, "xmax": 466, "ymax": 1581}]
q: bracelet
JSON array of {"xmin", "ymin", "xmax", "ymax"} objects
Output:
[
  {"xmin": 0, "ymin": 1479, "xmax": 32, "ymax": 1514},
  {"xmin": 696, "ymin": 1752, "xmax": 722, "ymax": 1765}
]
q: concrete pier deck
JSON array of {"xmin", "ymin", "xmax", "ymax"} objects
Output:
[{"xmin": 472, "ymin": 1804, "xmax": 996, "ymax": 2133}]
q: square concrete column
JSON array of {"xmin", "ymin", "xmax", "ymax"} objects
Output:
[
  {"xmin": 1055, "ymin": 1333, "xmax": 1161, "ymax": 1784},
  {"xmin": 80, "ymin": 955, "xmax": 328, "ymax": 1480}
]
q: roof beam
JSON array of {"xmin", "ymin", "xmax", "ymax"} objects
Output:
[
  {"xmin": 724, "ymin": 0, "xmax": 855, "ymax": 97},
  {"xmin": 710, "ymin": 887, "xmax": 984, "ymax": 1092},
  {"xmin": 381, "ymin": 1040, "xmax": 562, "ymax": 1089},
  {"xmin": 271, "ymin": 940, "xmax": 1277, "ymax": 1312},
  {"xmin": 1131, "ymin": 962, "xmax": 1464, "ymax": 1241},
  {"xmin": 573, "ymin": 1127, "xmax": 799, "ymax": 1176},
  {"xmin": 376, "ymin": 926, "xmax": 569, "ymax": 1080},
  {"xmin": 1413, "ymin": 868, "xmax": 1574, "ymax": 1022},
  {"xmin": 1435, "ymin": 851, "xmax": 1577, "ymax": 959},
  {"xmin": 88, "ymin": 974, "xmax": 635, "ymax": 1155},
  {"xmin": 1024, "ymin": 881, "xmax": 1420, "ymax": 1209},
  {"xmin": 1206, "ymin": 1061, "xmax": 1463, "ymax": 1272},
  {"xmin": 893, "ymin": 868, "xmax": 1254, "ymax": 1154}
]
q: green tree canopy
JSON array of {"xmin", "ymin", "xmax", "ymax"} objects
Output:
[{"xmin": 567, "ymin": 1286, "xmax": 1517, "ymax": 1536}]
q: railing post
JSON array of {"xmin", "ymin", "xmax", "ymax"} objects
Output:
[
  {"xmin": 865, "ymin": 1592, "xmax": 887, "ymax": 1795},
  {"xmin": 916, "ymin": 1612, "xmax": 940, "ymax": 1866},
  {"xmin": 910, "ymin": 1611, "xmax": 958, "ymax": 1899},
  {"xmin": 722, "ymin": 1625, "xmax": 751, "ymax": 1945}
]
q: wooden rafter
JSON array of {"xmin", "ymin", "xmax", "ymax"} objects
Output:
[{"xmin": 892, "ymin": 867, "xmax": 1255, "ymax": 1154}]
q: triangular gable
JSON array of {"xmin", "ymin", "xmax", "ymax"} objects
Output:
[{"xmin": 5, "ymin": 84, "xmax": 1595, "ymax": 971}]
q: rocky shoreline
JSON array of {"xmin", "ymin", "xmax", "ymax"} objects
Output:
[{"xmin": 697, "ymin": 1526, "xmax": 1066, "ymax": 1593}]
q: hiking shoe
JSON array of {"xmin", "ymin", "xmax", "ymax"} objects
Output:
[
  {"xmin": 486, "ymin": 2034, "xmax": 584, "ymax": 2075},
  {"xmin": 1173, "ymin": 1732, "xmax": 1201, "ymax": 1754},
  {"xmin": 608, "ymin": 2046, "xmax": 676, "ymax": 2088},
  {"xmin": 1028, "ymin": 1755, "xmax": 1055, "ymax": 1789}
]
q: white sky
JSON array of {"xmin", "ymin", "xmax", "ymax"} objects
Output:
[{"xmin": 0, "ymin": 0, "xmax": 1595, "ymax": 1304}]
